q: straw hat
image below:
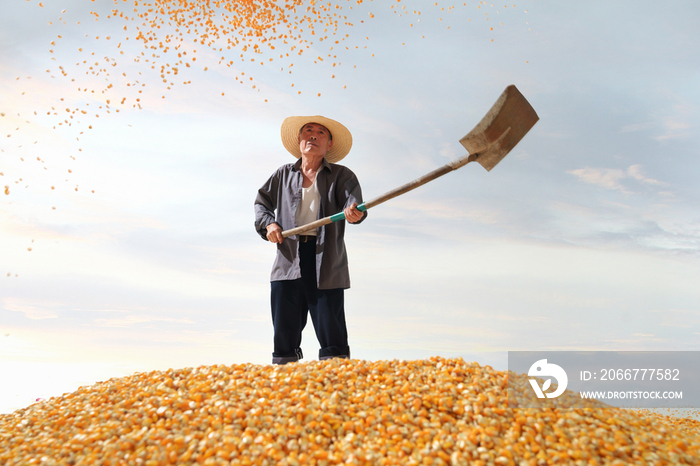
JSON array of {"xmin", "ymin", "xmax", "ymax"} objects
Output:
[{"xmin": 281, "ymin": 115, "xmax": 353, "ymax": 163}]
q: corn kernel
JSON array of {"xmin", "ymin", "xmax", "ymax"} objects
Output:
[{"xmin": 1, "ymin": 358, "xmax": 698, "ymax": 465}]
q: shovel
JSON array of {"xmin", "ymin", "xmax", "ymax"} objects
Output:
[{"xmin": 282, "ymin": 84, "xmax": 539, "ymax": 238}]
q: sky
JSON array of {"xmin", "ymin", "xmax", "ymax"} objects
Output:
[{"xmin": 1, "ymin": 0, "xmax": 699, "ymax": 414}]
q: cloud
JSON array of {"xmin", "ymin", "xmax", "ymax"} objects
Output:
[
  {"xmin": 652, "ymin": 99, "xmax": 693, "ymax": 141},
  {"xmin": 655, "ymin": 309, "xmax": 700, "ymax": 329},
  {"xmin": 567, "ymin": 167, "xmax": 629, "ymax": 192},
  {"xmin": 3, "ymin": 298, "xmax": 59, "ymax": 320},
  {"xmin": 567, "ymin": 165, "xmax": 665, "ymax": 193},
  {"xmin": 654, "ymin": 116, "xmax": 692, "ymax": 142},
  {"xmin": 382, "ymin": 198, "xmax": 504, "ymax": 224},
  {"xmin": 0, "ymin": 197, "xmax": 167, "ymax": 243},
  {"xmin": 93, "ymin": 314, "xmax": 195, "ymax": 328},
  {"xmin": 618, "ymin": 99, "xmax": 692, "ymax": 142},
  {"xmin": 439, "ymin": 142, "xmax": 458, "ymax": 160},
  {"xmin": 619, "ymin": 122, "xmax": 655, "ymax": 133},
  {"xmin": 638, "ymin": 224, "xmax": 700, "ymax": 252},
  {"xmin": 627, "ymin": 165, "xmax": 664, "ymax": 186}
]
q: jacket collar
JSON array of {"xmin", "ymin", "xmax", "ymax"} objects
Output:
[{"xmin": 293, "ymin": 157, "xmax": 332, "ymax": 173}]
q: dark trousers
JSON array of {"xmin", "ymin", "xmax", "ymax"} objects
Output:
[{"xmin": 271, "ymin": 240, "xmax": 350, "ymax": 364}]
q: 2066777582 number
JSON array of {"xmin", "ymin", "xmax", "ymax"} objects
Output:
[{"xmin": 598, "ymin": 369, "xmax": 680, "ymax": 381}]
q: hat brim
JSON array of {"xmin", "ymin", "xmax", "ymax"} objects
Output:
[{"xmin": 281, "ymin": 115, "xmax": 352, "ymax": 164}]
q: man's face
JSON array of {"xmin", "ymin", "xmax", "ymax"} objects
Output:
[{"xmin": 298, "ymin": 123, "xmax": 333, "ymax": 160}]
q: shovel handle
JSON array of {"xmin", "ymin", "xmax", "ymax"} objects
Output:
[
  {"xmin": 280, "ymin": 204, "xmax": 367, "ymax": 238},
  {"xmin": 280, "ymin": 85, "xmax": 539, "ymax": 239},
  {"xmin": 281, "ymin": 153, "xmax": 479, "ymax": 238}
]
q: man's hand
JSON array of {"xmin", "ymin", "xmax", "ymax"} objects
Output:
[
  {"xmin": 266, "ymin": 223, "xmax": 283, "ymax": 244},
  {"xmin": 344, "ymin": 202, "xmax": 363, "ymax": 224}
]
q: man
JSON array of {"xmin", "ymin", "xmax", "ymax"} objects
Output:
[{"xmin": 254, "ymin": 115, "xmax": 367, "ymax": 365}]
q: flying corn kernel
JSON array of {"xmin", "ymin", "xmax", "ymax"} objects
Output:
[{"xmin": 18, "ymin": 0, "xmax": 527, "ymax": 209}]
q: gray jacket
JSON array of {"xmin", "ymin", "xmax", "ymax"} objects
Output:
[{"xmin": 254, "ymin": 158, "xmax": 367, "ymax": 289}]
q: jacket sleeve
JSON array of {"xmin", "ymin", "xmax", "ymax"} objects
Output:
[
  {"xmin": 254, "ymin": 168, "xmax": 281, "ymax": 241},
  {"xmin": 338, "ymin": 166, "xmax": 368, "ymax": 224}
]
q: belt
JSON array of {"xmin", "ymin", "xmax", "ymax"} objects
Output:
[{"xmin": 298, "ymin": 235, "xmax": 316, "ymax": 243}]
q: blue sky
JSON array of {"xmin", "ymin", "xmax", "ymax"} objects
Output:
[{"xmin": 1, "ymin": 0, "xmax": 699, "ymax": 413}]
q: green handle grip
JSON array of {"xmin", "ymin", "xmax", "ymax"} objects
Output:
[{"xmin": 329, "ymin": 203, "xmax": 367, "ymax": 222}]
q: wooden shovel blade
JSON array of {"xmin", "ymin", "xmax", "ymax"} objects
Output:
[{"xmin": 459, "ymin": 84, "xmax": 539, "ymax": 171}]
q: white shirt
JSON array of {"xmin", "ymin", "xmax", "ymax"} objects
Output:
[{"xmin": 295, "ymin": 178, "xmax": 320, "ymax": 235}]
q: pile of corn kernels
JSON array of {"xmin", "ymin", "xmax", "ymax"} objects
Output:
[{"xmin": 1, "ymin": 357, "xmax": 699, "ymax": 465}]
